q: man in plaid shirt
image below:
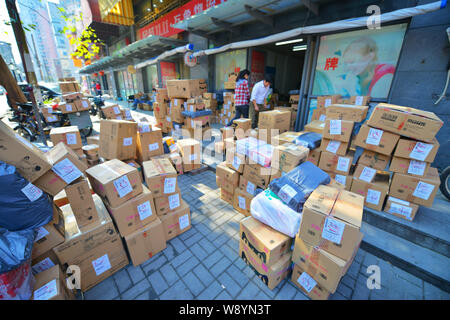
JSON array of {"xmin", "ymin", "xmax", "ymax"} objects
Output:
[{"xmin": 227, "ymin": 69, "xmax": 251, "ymax": 127}]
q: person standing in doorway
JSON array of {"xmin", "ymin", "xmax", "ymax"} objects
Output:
[
  {"xmin": 227, "ymin": 69, "xmax": 250, "ymax": 127},
  {"xmin": 95, "ymin": 81, "xmax": 102, "ymax": 96},
  {"xmin": 250, "ymin": 74, "xmax": 273, "ymax": 129}
]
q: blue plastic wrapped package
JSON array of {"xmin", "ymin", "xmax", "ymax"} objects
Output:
[
  {"xmin": 269, "ymin": 161, "xmax": 330, "ymax": 212},
  {"xmin": 250, "ymin": 189, "xmax": 302, "ymax": 238},
  {"xmin": 0, "ymin": 161, "xmax": 53, "ymax": 231},
  {"xmin": 293, "ymin": 132, "xmax": 322, "ymax": 150},
  {"xmin": 0, "ymin": 227, "xmax": 35, "ymax": 274},
  {"xmin": 181, "ymin": 109, "xmax": 212, "ymax": 118}
]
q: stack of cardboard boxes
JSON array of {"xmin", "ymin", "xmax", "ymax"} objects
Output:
[
  {"xmin": 101, "ymin": 104, "xmax": 130, "ymax": 120},
  {"xmin": 82, "ymin": 144, "xmax": 100, "ymax": 167},
  {"xmin": 203, "ymin": 92, "xmax": 218, "ymax": 123},
  {"xmin": 153, "ymin": 88, "xmax": 172, "ymax": 134},
  {"xmin": 184, "ymin": 96, "xmax": 211, "ymax": 136},
  {"xmin": 289, "ymin": 94, "xmax": 300, "ymax": 130},
  {"xmin": 219, "ymin": 91, "xmax": 235, "ymax": 126}
]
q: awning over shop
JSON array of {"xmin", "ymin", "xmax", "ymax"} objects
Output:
[
  {"xmin": 99, "ymin": 0, "xmax": 134, "ymax": 26},
  {"xmin": 78, "ymin": 35, "xmax": 188, "ymax": 74}
]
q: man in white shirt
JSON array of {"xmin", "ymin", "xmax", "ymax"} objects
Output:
[{"xmin": 250, "ymin": 74, "xmax": 273, "ymax": 129}]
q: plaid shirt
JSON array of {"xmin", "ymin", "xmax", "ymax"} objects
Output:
[{"xmin": 234, "ymin": 79, "xmax": 250, "ymax": 106}]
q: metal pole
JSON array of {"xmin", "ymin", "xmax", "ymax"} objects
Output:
[{"xmin": 6, "ymin": 0, "xmax": 47, "ymax": 145}]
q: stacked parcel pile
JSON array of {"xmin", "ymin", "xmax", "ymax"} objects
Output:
[
  {"xmin": 101, "ymin": 104, "xmax": 134, "ymax": 121},
  {"xmin": 203, "ymin": 92, "xmax": 218, "ymax": 123},
  {"xmin": 153, "ymin": 88, "xmax": 172, "ymax": 134},
  {"xmin": 219, "ymin": 91, "xmax": 236, "ymax": 126},
  {"xmin": 182, "ymin": 96, "xmax": 212, "ymax": 137}
]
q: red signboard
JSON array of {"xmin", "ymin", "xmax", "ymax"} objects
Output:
[
  {"xmin": 250, "ymin": 50, "xmax": 265, "ymax": 89},
  {"xmin": 160, "ymin": 61, "xmax": 177, "ymax": 88},
  {"xmin": 139, "ymin": 0, "xmax": 228, "ymax": 39}
]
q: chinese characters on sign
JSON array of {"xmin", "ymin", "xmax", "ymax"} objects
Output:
[{"xmin": 324, "ymin": 57, "xmax": 339, "ymax": 71}]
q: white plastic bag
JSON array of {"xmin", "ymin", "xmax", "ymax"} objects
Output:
[{"xmin": 250, "ymin": 189, "xmax": 302, "ymax": 238}]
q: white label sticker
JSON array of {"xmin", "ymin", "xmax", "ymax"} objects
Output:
[
  {"xmin": 21, "ymin": 182, "xmax": 43, "ymax": 202},
  {"xmin": 47, "ymin": 115, "xmax": 58, "ymax": 122},
  {"xmin": 326, "ymin": 140, "xmax": 341, "ymax": 154},
  {"xmin": 335, "ymin": 174, "xmax": 347, "ymax": 185},
  {"xmin": 123, "ymin": 137, "xmax": 133, "ymax": 146},
  {"xmin": 322, "ymin": 217, "xmax": 345, "ymax": 244},
  {"xmin": 238, "ymin": 196, "xmax": 246, "ymax": 210},
  {"xmin": 166, "ymin": 116, "xmax": 171, "ymax": 122},
  {"xmin": 408, "ymin": 160, "xmax": 426, "ymax": 176},
  {"xmin": 164, "ymin": 177, "xmax": 176, "ymax": 194},
  {"xmin": 179, "ymin": 214, "xmax": 190, "ymax": 230},
  {"xmin": 66, "ymin": 133, "xmax": 77, "ymax": 145},
  {"xmin": 389, "ymin": 203, "xmax": 413, "ymax": 219},
  {"xmin": 319, "ymin": 114, "xmax": 327, "ymax": 122},
  {"xmin": 191, "ymin": 120, "xmax": 194, "ymax": 127},
  {"xmin": 366, "ymin": 189, "xmax": 381, "ymax": 205},
  {"xmin": 137, "ymin": 201, "xmax": 153, "ymax": 221},
  {"xmin": 113, "ymin": 106, "xmax": 120, "ymax": 114},
  {"xmin": 279, "ymin": 184, "xmax": 298, "ymax": 203},
  {"xmin": 169, "ymin": 144, "xmax": 177, "ymax": 152},
  {"xmin": 297, "ymin": 272, "xmax": 317, "ymax": 293},
  {"xmin": 410, "ymin": 142, "xmax": 433, "ymax": 161},
  {"xmin": 412, "ymin": 181, "xmax": 435, "ymax": 200},
  {"xmin": 66, "ymin": 104, "xmax": 72, "ymax": 112},
  {"xmin": 388, "ymin": 196, "xmax": 410, "ymax": 206},
  {"xmin": 149, "ymin": 143, "xmax": 159, "ymax": 151},
  {"xmin": 32, "ymin": 257, "xmax": 55, "ymax": 274},
  {"xmin": 355, "ymin": 96, "xmax": 364, "ymax": 105},
  {"xmin": 140, "ymin": 124, "xmax": 150, "ymax": 133},
  {"xmin": 34, "ymin": 279, "xmax": 58, "ymax": 300},
  {"xmin": 52, "ymin": 158, "xmax": 82, "ymax": 184},
  {"xmin": 366, "ymin": 128, "xmax": 383, "ymax": 146},
  {"xmin": 232, "ymin": 156, "xmax": 241, "ymax": 170},
  {"xmin": 319, "ymin": 123, "xmax": 325, "ymax": 128},
  {"xmin": 359, "ymin": 167, "xmax": 377, "ymax": 183},
  {"xmin": 34, "ymin": 226, "xmax": 49, "ymax": 242},
  {"xmin": 82, "ymin": 100, "xmax": 89, "ymax": 108},
  {"xmin": 336, "ymin": 157, "xmax": 350, "ymax": 172},
  {"xmin": 113, "ymin": 175, "xmax": 133, "ymax": 198},
  {"xmin": 324, "ymin": 98, "xmax": 332, "ymax": 107},
  {"xmin": 92, "ymin": 254, "xmax": 112, "ymax": 276},
  {"xmin": 169, "ymin": 193, "xmax": 180, "ymax": 210},
  {"xmin": 329, "ymin": 120, "xmax": 341, "ymax": 135},
  {"xmin": 246, "ymin": 181, "xmax": 256, "ymax": 195},
  {"xmin": 46, "ymin": 107, "xmax": 53, "ymax": 114},
  {"xmin": 190, "ymin": 154, "xmax": 197, "ymax": 161}
]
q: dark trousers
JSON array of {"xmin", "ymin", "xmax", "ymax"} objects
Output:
[{"xmin": 227, "ymin": 104, "xmax": 249, "ymax": 126}]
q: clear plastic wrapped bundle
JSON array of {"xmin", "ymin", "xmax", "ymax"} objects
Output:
[{"xmin": 181, "ymin": 109, "xmax": 212, "ymax": 118}]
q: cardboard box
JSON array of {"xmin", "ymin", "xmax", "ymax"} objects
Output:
[
  {"xmin": 384, "ymin": 196, "xmax": 420, "ymax": 221},
  {"xmin": 220, "ymin": 188, "xmax": 234, "ymax": 205},
  {"xmin": 159, "ymin": 200, "xmax": 191, "ymax": 240},
  {"xmin": 99, "ymin": 120, "xmax": 137, "ymax": 160},
  {"xmin": 86, "ymin": 159, "xmax": 143, "ymax": 208},
  {"xmin": 320, "ymin": 138, "xmax": 349, "ymax": 156},
  {"xmin": 125, "ymin": 160, "xmax": 143, "ymax": 182},
  {"xmin": 307, "ymin": 149, "xmax": 321, "ymax": 166},
  {"xmin": 153, "ymin": 102, "xmax": 168, "ymax": 118},
  {"xmin": 0, "ymin": 121, "xmax": 52, "ymax": 182},
  {"xmin": 166, "ymin": 79, "xmax": 207, "ymax": 98},
  {"xmin": 275, "ymin": 143, "xmax": 309, "ymax": 173},
  {"xmin": 32, "ymin": 265, "xmax": 73, "ymax": 300},
  {"xmin": 154, "ymin": 189, "xmax": 181, "ymax": 216},
  {"xmin": 65, "ymin": 177, "xmax": 98, "ymax": 229},
  {"xmin": 394, "ymin": 138, "xmax": 439, "ymax": 163},
  {"xmin": 203, "ymin": 92, "xmax": 217, "ymax": 100},
  {"xmin": 389, "ymin": 167, "xmax": 440, "ymax": 207},
  {"xmin": 291, "ymin": 263, "xmax": 331, "ymax": 300},
  {"xmin": 350, "ymin": 168, "xmax": 390, "ymax": 211},
  {"xmin": 221, "ymin": 127, "xmax": 234, "ymax": 142},
  {"xmin": 142, "ymin": 158, "xmax": 177, "ymax": 197},
  {"xmin": 101, "ymin": 105, "xmax": 122, "ymax": 119},
  {"xmin": 216, "ymin": 161, "xmax": 240, "ymax": 185},
  {"xmin": 311, "ymin": 108, "xmax": 326, "ymax": 122},
  {"xmin": 184, "ymin": 115, "xmax": 210, "ymax": 129},
  {"xmin": 271, "ymin": 131, "xmax": 303, "ymax": 146},
  {"xmin": 298, "ymin": 185, "xmax": 364, "ymax": 261},
  {"xmin": 357, "ymin": 149, "xmax": 390, "ymax": 171},
  {"xmin": 215, "ymin": 141, "xmax": 224, "ymax": 154},
  {"xmin": 233, "ymin": 187, "xmax": 253, "ymax": 216},
  {"xmin": 325, "ymin": 104, "xmax": 368, "ymax": 122},
  {"xmin": 86, "ymin": 135, "xmax": 99, "ymax": 145},
  {"xmin": 316, "ymin": 95, "xmax": 341, "ymax": 109},
  {"xmin": 50, "ymin": 126, "xmax": 82, "ymax": 149},
  {"xmin": 216, "ymin": 175, "xmax": 238, "ymax": 194},
  {"xmin": 242, "ymin": 164, "xmax": 272, "ymax": 189},
  {"xmin": 367, "ymin": 103, "xmax": 443, "ymax": 142},
  {"xmin": 304, "ymin": 120, "xmax": 325, "ymax": 134},
  {"xmin": 124, "ymin": 217, "xmax": 167, "ymax": 266},
  {"xmin": 225, "ymin": 148, "xmax": 246, "ymax": 173},
  {"xmin": 136, "ymin": 124, "xmax": 163, "ymax": 162},
  {"xmin": 233, "ymin": 118, "xmax": 252, "ymax": 132},
  {"xmin": 389, "ymin": 156, "xmax": 430, "ymax": 177},
  {"xmin": 177, "ymin": 138, "xmax": 201, "ymax": 172},
  {"xmin": 82, "ymin": 144, "xmax": 99, "ymax": 158},
  {"xmin": 258, "ymin": 110, "xmax": 291, "ymax": 133},
  {"xmin": 186, "ymin": 97, "xmax": 205, "ymax": 112},
  {"xmin": 34, "ymin": 142, "xmax": 88, "ymax": 196},
  {"xmin": 326, "ymin": 172, "xmax": 352, "ymax": 191},
  {"xmin": 75, "ymin": 99, "xmax": 91, "ymax": 112},
  {"xmin": 239, "ymin": 175, "xmax": 259, "ymax": 197},
  {"xmin": 354, "ymin": 125, "xmax": 400, "ymax": 156},
  {"xmin": 156, "ymin": 88, "xmax": 169, "ymax": 102},
  {"xmin": 32, "ymin": 222, "xmax": 65, "ymax": 260},
  {"xmin": 31, "ymin": 249, "xmax": 60, "ymax": 275},
  {"xmin": 318, "ymin": 151, "xmax": 353, "ymax": 175},
  {"xmin": 57, "ymin": 102, "xmax": 76, "ymax": 114},
  {"xmin": 323, "ymin": 119, "xmax": 354, "ymax": 142},
  {"xmin": 350, "ymin": 95, "xmax": 371, "ymax": 106}
]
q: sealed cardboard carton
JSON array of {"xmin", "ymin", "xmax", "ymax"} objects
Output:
[
  {"xmin": 239, "ymin": 175, "xmax": 259, "ymax": 197},
  {"xmin": 242, "ymin": 163, "xmax": 273, "ymax": 189},
  {"xmin": 75, "ymin": 99, "xmax": 91, "ymax": 112},
  {"xmin": 367, "ymin": 103, "xmax": 443, "ymax": 142},
  {"xmin": 50, "ymin": 126, "xmax": 82, "ymax": 149},
  {"xmin": 159, "ymin": 200, "xmax": 191, "ymax": 240},
  {"xmin": 99, "ymin": 120, "xmax": 137, "ymax": 160},
  {"xmin": 184, "ymin": 115, "xmax": 210, "ymax": 129},
  {"xmin": 354, "ymin": 124, "xmax": 400, "ymax": 156},
  {"xmin": 233, "ymin": 187, "xmax": 253, "ymax": 216},
  {"xmin": 325, "ymin": 104, "xmax": 368, "ymax": 122},
  {"xmin": 233, "ymin": 118, "xmax": 252, "ymax": 135},
  {"xmin": 217, "ymin": 162, "xmax": 240, "ymax": 185},
  {"xmin": 350, "ymin": 169, "xmax": 390, "ymax": 211},
  {"xmin": 86, "ymin": 159, "xmax": 143, "ymax": 208},
  {"xmin": 101, "ymin": 105, "xmax": 122, "ymax": 119},
  {"xmin": 32, "ymin": 265, "xmax": 73, "ymax": 300},
  {"xmin": 271, "ymin": 131, "xmax": 303, "ymax": 146},
  {"xmin": 125, "ymin": 160, "xmax": 143, "ymax": 182},
  {"xmin": 389, "ymin": 156, "xmax": 430, "ymax": 177},
  {"xmin": 320, "ymin": 138, "xmax": 349, "ymax": 156},
  {"xmin": 216, "ymin": 175, "xmax": 238, "ymax": 194},
  {"xmin": 31, "ymin": 249, "xmax": 60, "ymax": 275},
  {"xmin": 384, "ymin": 196, "xmax": 420, "ymax": 221},
  {"xmin": 221, "ymin": 127, "xmax": 234, "ymax": 142},
  {"xmin": 394, "ymin": 138, "xmax": 439, "ymax": 163},
  {"xmin": 311, "ymin": 108, "xmax": 326, "ymax": 122},
  {"xmin": 124, "ymin": 217, "xmax": 166, "ymax": 266},
  {"xmin": 389, "ymin": 168, "xmax": 440, "ymax": 207},
  {"xmin": 318, "ymin": 151, "xmax": 354, "ymax": 175},
  {"xmin": 0, "ymin": 121, "xmax": 52, "ymax": 182},
  {"xmin": 106, "ymin": 185, "xmax": 157, "ymax": 237},
  {"xmin": 258, "ymin": 110, "xmax": 291, "ymax": 133},
  {"xmin": 142, "ymin": 158, "xmax": 177, "ymax": 197},
  {"xmin": 57, "ymin": 102, "xmax": 76, "ymax": 114},
  {"xmin": 350, "ymin": 95, "xmax": 371, "ymax": 106},
  {"xmin": 225, "ymin": 148, "xmax": 246, "ymax": 173},
  {"xmin": 307, "ymin": 149, "xmax": 321, "ymax": 166},
  {"xmin": 177, "ymin": 138, "xmax": 201, "ymax": 172},
  {"xmin": 166, "ymin": 79, "xmax": 207, "ymax": 98},
  {"xmin": 298, "ymin": 185, "xmax": 364, "ymax": 261},
  {"xmin": 326, "ymin": 172, "xmax": 352, "ymax": 191},
  {"xmin": 32, "ymin": 222, "xmax": 65, "ymax": 260},
  {"xmin": 65, "ymin": 177, "xmax": 98, "ymax": 229},
  {"xmin": 82, "ymin": 144, "xmax": 99, "ymax": 159},
  {"xmin": 357, "ymin": 149, "xmax": 390, "ymax": 171},
  {"xmin": 153, "ymin": 102, "xmax": 168, "ymax": 118},
  {"xmin": 154, "ymin": 189, "xmax": 181, "ymax": 215},
  {"xmin": 220, "ymin": 188, "xmax": 234, "ymax": 205},
  {"xmin": 275, "ymin": 143, "xmax": 309, "ymax": 173},
  {"xmin": 323, "ymin": 119, "xmax": 354, "ymax": 142},
  {"xmin": 317, "ymin": 95, "xmax": 341, "ymax": 109},
  {"xmin": 291, "ymin": 263, "xmax": 331, "ymax": 300},
  {"xmin": 304, "ymin": 120, "xmax": 325, "ymax": 134},
  {"xmin": 86, "ymin": 135, "xmax": 100, "ymax": 145},
  {"xmin": 136, "ymin": 124, "xmax": 164, "ymax": 162}
]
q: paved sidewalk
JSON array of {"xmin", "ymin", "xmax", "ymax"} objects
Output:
[{"xmin": 84, "ymin": 170, "xmax": 450, "ymax": 300}]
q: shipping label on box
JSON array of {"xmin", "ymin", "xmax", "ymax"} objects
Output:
[
  {"xmin": 394, "ymin": 138, "xmax": 439, "ymax": 163},
  {"xmin": 320, "ymin": 139, "xmax": 349, "ymax": 156},
  {"xmin": 323, "ymin": 119, "xmax": 354, "ymax": 142},
  {"xmin": 384, "ymin": 196, "xmax": 419, "ymax": 221},
  {"xmin": 354, "ymin": 125, "xmax": 400, "ymax": 156},
  {"xmin": 325, "ymin": 104, "xmax": 368, "ymax": 122},
  {"xmin": 357, "ymin": 149, "xmax": 391, "ymax": 171},
  {"xmin": 159, "ymin": 200, "xmax": 191, "ymax": 240},
  {"xmin": 389, "ymin": 156, "xmax": 430, "ymax": 177},
  {"xmin": 154, "ymin": 189, "xmax": 181, "ymax": 216},
  {"xmin": 142, "ymin": 158, "xmax": 177, "ymax": 196},
  {"xmin": 318, "ymin": 151, "xmax": 353, "ymax": 175},
  {"xmin": 291, "ymin": 263, "xmax": 331, "ymax": 300}
]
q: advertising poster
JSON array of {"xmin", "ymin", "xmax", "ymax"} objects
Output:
[
  {"xmin": 215, "ymin": 49, "xmax": 247, "ymax": 90},
  {"xmin": 160, "ymin": 61, "xmax": 177, "ymax": 88}
]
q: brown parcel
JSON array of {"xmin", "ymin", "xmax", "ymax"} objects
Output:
[
  {"xmin": 239, "ymin": 175, "xmax": 259, "ymax": 197},
  {"xmin": 166, "ymin": 79, "xmax": 207, "ymax": 99},
  {"xmin": 57, "ymin": 102, "xmax": 76, "ymax": 114},
  {"xmin": 53, "ymin": 194, "xmax": 129, "ymax": 292},
  {"xmin": 124, "ymin": 216, "xmax": 167, "ymax": 266},
  {"xmin": 316, "ymin": 95, "xmax": 341, "ymax": 109},
  {"xmin": 153, "ymin": 188, "xmax": 181, "ymax": 215},
  {"xmin": 275, "ymin": 143, "xmax": 309, "ymax": 173},
  {"xmin": 86, "ymin": 159, "xmax": 143, "ymax": 208},
  {"xmin": 125, "ymin": 160, "xmax": 143, "ymax": 183},
  {"xmin": 326, "ymin": 172, "xmax": 353, "ymax": 191},
  {"xmin": 318, "ymin": 151, "xmax": 353, "ymax": 175},
  {"xmin": 31, "ymin": 248, "xmax": 61, "ymax": 275},
  {"xmin": 32, "ymin": 265, "xmax": 74, "ymax": 300},
  {"xmin": 271, "ymin": 131, "xmax": 303, "ymax": 146},
  {"xmin": 350, "ymin": 95, "xmax": 371, "ymax": 106},
  {"xmin": 307, "ymin": 149, "xmax": 321, "ymax": 166},
  {"xmin": 159, "ymin": 200, "xmax": 191, "ymax": 240},
  {"xmin": 298, "ymin": 185, "xmax": 364, "ymax": 261},
  {"xmin": 33, "ymin": 142, "xmax": 88, "ymax": 196},
  {"xmin": 216, "ymin": 175, "xmax": 238, "ymax": 194},
  {"xmin": 292, "ymin": 235, "xmax": 362, "ymax": 293},
  {"xmin": 136, "ymin": 124, "xmax": 164, "ymax": 162},
  {"xmin": 65, "ymin": 177, "xmax": 98, "ymax": 229},
  {"xmin": 291, "ymin": 263, "xmax": 331, "ymax": 300},
  {"xmin": 394, "ymin": 138, "xmax": 439, "ymax": 163},
  {"xmin": 258, "ymin": 110, "xmax": 291, "ymax": 133},
  {"xmin": 225, "ymin": 148, "xmax": 246, "ymax": 173},
  {"xmin": 82, "ymin": 144, "xmax": 99, "ymax": 159},
  {"xmin": 220, "ymin": 188, "xmax": 234, "ymax": 205},
  {"xmin": 106, "ymin": 185, "xmax": 157, "ymax": 237},
  {"xmin": 389, "ymin": 156, "xmax": 430, "ymax": 177},
  {"xmin": 320, "ymin": 138, "xmax": 349, "ymax": 156},
  {"xmin": 304, "ymin": 120, "xmax": 325, "ymax": 134},
  {"xmin": 323, "ymin": 119, "xmax": 354, "ymax": 142},
  {"xmin": 367, "ymin": 103, "xmax": 443, "ymax": 143},
  {"xmin": 86, "ymin": 135, "xmax": 100, "ymax": 145},
  {"xmin": 325, "ymin": 104, "xmax": 368, "ymax": 122},
  {"xmin": 233, "ymin": 187, "xmax": 253, "ymax": 217},
  {"xmin": 142, "ymin": 158, "xmax": 178, "ymax": 197},
  {"xmin": 357, "ymin": 149, "xmax": 391, "ymax": 171},
  {"xmin": 99, "ymin": 119, "xmax": 137, "ymax": 160},
  {"xmin": 389, "ymin": 167, "xmax": 440, "ymax": 207},
  {"xmin": 384, "ymin": 196, "xmax": 420, "ymax": 221},
  {"xmin": 216, "ymin": 161, "xmax": 240, "ymax": 185},
  {"xmin": 0, "ymin": 120, "xmax": 52, "ymax": 182},
  {"xmin": 75, "ymin": 99, "xmax": 90, "ymax": 112},
  {"xmin": 351, "ymin": 170, "xmax": 390, "ymax": 211},
  {"xmin": 49, "ymin": 126, "xmax": 82, "ymax": 149},
  {"xmin": 177, "ymin": 138, "xmax": 201, "ymax": 172},
  {"xmin": 242, "ymin": 164, "xmax": 273, "ymax": 189},
  {"xmin": 354, "ymin": 124, "xmax": 400, "ymax": 156},
  {"xmin": 32, "ymin": 221, "xmax": 65, "ymax": 260}
]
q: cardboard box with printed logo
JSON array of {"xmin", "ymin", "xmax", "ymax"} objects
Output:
[
  {"xmin": 159, "ymin": 200, "xmax": 191, "ymax": 240},
  {"xmin": 318, "ymin": 151, "xmax": 354, "ymax": 175},
  {"xmin": 350, "ymin": 166, "xmax": 390, "ymax": 211},
  {"xmin": 65, "ymin": 177, "xmax": 98, "ymax": 229},
  {"xmin": 153, "ymin": 188, "xmax": 181, "ymax": 216},
  {"xmin": 384, "ymin": 196, "xmax": 420, "ymax": 221},
  {"xmin": 393, "ymin": 138, "xmax": 439, "ymax": 163},
  {"xmin": 320, "ymin": 138, "xmax": 349, "ymax": 156},
  {"xmin": 32, "ymin": 265, "xmax": 74, "ymax": 300},
  {"xmin": 389, "ymin": 156, "xmax": 430, "ymax": 177},
  {"xmin": 357, "ymin": 149, "xmax": 391, "ymax": 171},
  {"xmin": 273, "ymin": 143, "xmax": 308, "ymax": 173},
  {"xmin": 177, "ymin": 138, "xmax": 201, "ymax": 172},
  {"xmin": 323, "ymin": 119, "xmax": 354, "ymax": 142},
  {"xmin": 99, "ymin": 120, "xmax": 137, "ymax": 160},
  {"xmin": 354, "ymin": 124, "xmax": 400, "ymax": 156},
  {"xmin": 258, "ymin": 110, "xmax": 291, "ymax": 134},
  {"xmin": 86, "ymin": 159, "xmax": 143, "ymax": 208},
  {"xmin": 233, "ymin": 187, "xmax": 253, "ymax": 216},
  {"xmin": 306, "ymin": 149, "xmax": 321, "ymax": 166},
  {"xmin": 142, "ymin": 158, "xmax": 177, "ymax": 197},
  {"xmin": 291, "ymin": 263, "xmax": 331, "ymax": 300},
  {"xmin": 136, "ymin": 123, "xmax": 164, "ymax": 162},
  {"xmin": 50, "ymin": 126, "xmax": 82, "ymax": 149},
  {"xmin": 242, "ymin": 164, "xmax": 273, "ymax": 189},
  {"xmin": 124, "ymin": 216, "xmax": 166, "ymax": 266},
  {"xmin": 325, "ymin": 104, "xmax": 368, "ymax": 122}
]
